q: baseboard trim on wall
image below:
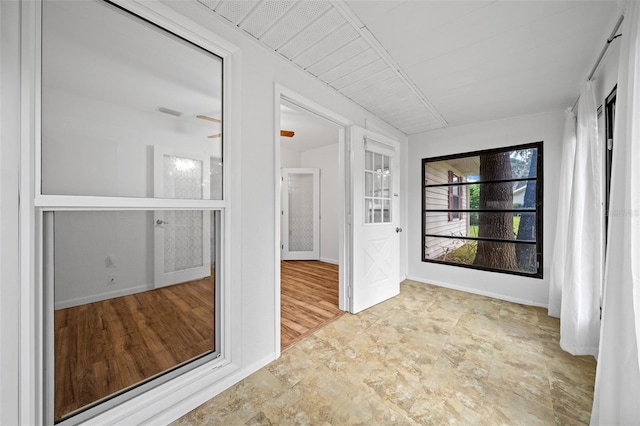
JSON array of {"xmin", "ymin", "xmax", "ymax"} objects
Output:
[
  {"xmin": 404, "ymin": 275, "xmax": 549, "ymax": 309},
  {"xmin": 319, "ymin": 257, "xmax": 339, "ymax": 265},
  {"xmin": 54, "ymin": 284, "xmax": 152, "ymax": 310}
]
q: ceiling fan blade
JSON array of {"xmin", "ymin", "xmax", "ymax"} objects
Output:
[
  {"xmin": 207, "ymin": 133, "xmax": 222, "ymax": 139},
  {"xmin": 280, "ymin": 130, "xmax": 295, "ymax": 137},
  {"xmin": 197, "ymin": 115, "xmax": 221, "ymax": 123}
]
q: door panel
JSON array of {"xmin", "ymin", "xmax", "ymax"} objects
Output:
[
  {"xmin": 282, "ymin": 168, "xmax": 320, "ymax": 260},
  {"xmin": 351, "ymin": 127, "xmax": 400, "ymax": 313},
  {"xmin": 154, "ymin": 147, "xmax": 211, "ymax": 287}
]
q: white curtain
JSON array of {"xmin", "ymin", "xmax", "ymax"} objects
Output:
[
  {"xmin": 549, "ymin": 81, "xmax": 603, "ymax": 357},
  {"xmin": 591, "ymin": 2, "xmax": 640, "ymax": 423},
  {"xmin": 548, "ymin": 108, "xmax": 576, "ymax": 318}
]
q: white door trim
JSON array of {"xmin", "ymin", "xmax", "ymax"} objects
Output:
[{"xmin": 274, "ymin": 84, "xmax": 352, "ymax": 359}]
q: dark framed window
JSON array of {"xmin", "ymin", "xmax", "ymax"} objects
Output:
[
  {"xmin": 604, "ymin": 86, "xmax": 616, "ymax": 247},
  {"xmin": 422, "ymin": 142, "xmax": 543, "ymax": 278}
]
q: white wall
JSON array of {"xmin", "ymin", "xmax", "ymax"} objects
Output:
[
  {"xmin": 0, "ymin": 1, "xmax": 21, "ymax": 424},
  {"xmin": 280, "ymin": 146, "xmax": 301, "ymax": 168},
  {"xmin": 407, "ymin": 111, "xmax": 564, "ymax": 306},
  {"xmin": 301, "ymin": 144, "xmax": 340, "ymax": 264},
  {"xmin": 53, "ymin": 211, "xmax": 154, "ymax": 309}
]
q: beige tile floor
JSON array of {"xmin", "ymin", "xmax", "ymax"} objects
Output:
[{"xmin": 173, "ymin": 280, "xmax": 596, "ymax": 425}]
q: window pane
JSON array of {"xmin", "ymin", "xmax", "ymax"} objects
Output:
[
  {"xmin": 425, "ymin": 147, "xmax": 537, "ymax": 183},
  {"xmin": 424, "ymin": 236, "xmax": 536, "ymax": 274},
  {"xmin": 426, "ymin": 212, "xmax": 535, "ymax": 241},
  {"xmin": 365, "ymin": 171, "xmax": 374, "ymax": 197},
  {"xmin": 48, "ymin": 210, "xmax": 220, "ymax": 422},
  {"xmin": 41, "ymin": 0, "xmax": 223, "ymax": 199},
  {"xmin": 365, "ymin": 199, "xmax": 373, "ymax": 224},
  {"xmin": 426, "ymin": 181, "xmax": 537, "ymax": 211},
  {"xmin": 364, "ymin": 150, "xmax": 392, "ymax": 225},
  {"xmin": 365, "ymin": 151, "xmax": 374, "ymax": 171}
]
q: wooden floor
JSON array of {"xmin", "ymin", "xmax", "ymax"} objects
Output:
[
  {"xmin": 281, "ymin": 260, "xmax": 344, "ymax": 350},
  {"xmin": 54, "ymin": 275, "xmax": 214, "ymax": 421}
]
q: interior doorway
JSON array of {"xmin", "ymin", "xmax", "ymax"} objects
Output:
[{"xmin": 276, "ymin": 89, "xmax": 350, "ymax": 353}]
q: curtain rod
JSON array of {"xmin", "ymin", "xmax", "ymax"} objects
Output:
[{"xmin": 572, "ymin": 13, "xmax": 625, "ymax": 111}]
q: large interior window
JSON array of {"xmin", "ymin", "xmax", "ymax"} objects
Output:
[
  {"xmin": 422, "ymin": 142, "xmax": 543, "ymax": 277},
  {"xmin": 40, "ymin": 1, "xmax": 225, "ymax": 423}
]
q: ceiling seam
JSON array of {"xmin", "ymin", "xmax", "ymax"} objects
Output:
[
  {"xmin": 266, "ymin": 2, "xmax": 332, "ymax": 52},
  {"xmin": 294, "ymin": 23, "xmax": 356, "ymax": 69},
  {"xmin": 276, "ymin": 7, "xmax": 338, "ymax": 56},
  {"xmin": 248, "ymin": 1, "xmax": 298, "ymax": 40},
  {"xmin": 236, "ymin": 1, "xmax": 263, "ymax": 28},
  {"xmin": 317, "ymin": 48, "xmax": 379, "ymax": 83},
  {"xmin": 306, "ymin": 37, "xmax": 366, "ymax": 75}
]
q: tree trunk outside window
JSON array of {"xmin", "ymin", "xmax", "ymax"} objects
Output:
[{"xmin": 473, "ymin": 151, "xmax": 518, "ymax": 270}]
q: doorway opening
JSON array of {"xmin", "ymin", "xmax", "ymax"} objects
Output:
[{"xmin": 276, "ymin": 91, "xmax": 349, "ymax": 352}]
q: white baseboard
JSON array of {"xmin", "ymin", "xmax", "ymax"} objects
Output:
[
  {"xmin": 404, "ymin": 275, "xmax": 548, "ymax": 308},
  {"xmin": 54, "ymin": 284, "xmax": 152, "ymax": 310},
  {"xmin": 319, "ymin": 257, "xmax": 339, "ymax": 265}
]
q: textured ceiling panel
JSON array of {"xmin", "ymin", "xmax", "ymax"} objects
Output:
[
  {"xmin": 330, "ymin": 60, "xmax": 389, "ymax": 91},
  {"xmin": 259, "ymin": 1, "xmax": 331, "ymax": 50},
  {"xmin": 306, "ymin": 38, "xmax": 368, "ymax": 77},
  {"xmin": 318, "ymin": 48, "xmax": 378, "ymax": 84},
  {"xmin": 239, "ymin": 1, "xmax": 296, "ymax": 38},
  {"xmin": 338, "ymin": 69, "xmax": 397, "ymax": 102},
  {"xmin": 199, "ymin": 0, "xmax": 448, "ymax": 135},
  {"xmin": 342, "ymin": 72, "xmax": 400, "ymax": 99},
  {"xmin": 213, "ymin": 0, "xmax": 258, "ymax": 25},
  {"xmin": 294, "ymin": 23, "xmax": 359, "ymax": 69},
  {"xmin": 278, "ymin": 8, "xmax": 346, "ymax": 59}
]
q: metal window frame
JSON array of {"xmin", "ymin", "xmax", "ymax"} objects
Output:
[{"xmin": 421, "ymin": 141, "xmax": 544, "ymax": 279}]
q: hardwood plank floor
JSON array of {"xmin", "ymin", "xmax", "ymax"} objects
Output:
[
  {"xmin": 54, "ymin": 275, "xmax": 214, "ymax": 421},
  {"xmin": 281, "ymin": 260, "xmax": 344, "ymax": 350}
]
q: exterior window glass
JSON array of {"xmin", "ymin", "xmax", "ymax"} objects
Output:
[{"xmin": 422, "ymin": 142, "xmax": 543, "ymax": 277}]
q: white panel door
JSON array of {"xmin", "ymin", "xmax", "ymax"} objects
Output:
[
  {"xmin": 282, "ymin": 168, "xmax": 320, "ymax": 260},
  {"xmin": 153, "ymin": 147, "xmax": 211, "ymax": 287},
  {"xmin": 350, "ymin": 127, "xmax": 400, "ymax": 313}
]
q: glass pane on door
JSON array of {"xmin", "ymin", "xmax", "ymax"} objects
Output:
[
  {"xmin": 288, "ymin": 173, "xmax": 314, "ymax": 252},
  {"xmin": 364, "ymin": 150, "xmax": 392, "ymax": 224}
]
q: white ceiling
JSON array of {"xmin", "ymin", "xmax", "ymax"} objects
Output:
[
  {"xmin": 280, "ymin": 102, "xmax": 340, "ymax": 153},
  {"xmin": 198, "ymin": 0, "xmax": 623, "ymax": 136}
]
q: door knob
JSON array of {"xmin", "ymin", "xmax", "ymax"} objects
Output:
[
  {"xmin": 156, "ymin": 219, "xmax": 170, "ymax": 225},
  {"xmin": 396, "ymin": 227, "xmax": 403, "ymax": 233}
]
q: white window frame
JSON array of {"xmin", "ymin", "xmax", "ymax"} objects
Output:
[{"xmin": 20, "ymin": 0, "xmax": 243, "ymax": 424}]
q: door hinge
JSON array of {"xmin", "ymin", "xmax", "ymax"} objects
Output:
[{"xmin": 607, "ymin": 138, "xmax": 613, "ymax": 150}]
